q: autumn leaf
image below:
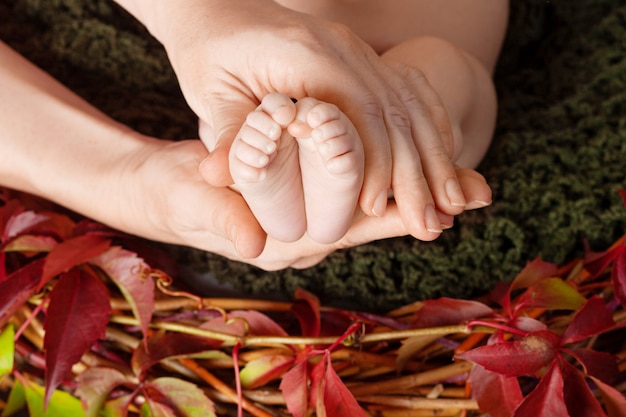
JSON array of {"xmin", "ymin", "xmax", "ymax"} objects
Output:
[
  {"xmin": 292, "ymin": 288, "xmax": 321, "ymax": 337},
  {"xmin": 566, "ymin": 347, "xmax": 619, "ymax": 384},
  {"xmin": 43, "ymin": 268, "xmax": 112, "ymax": 406},
  {"xmin": 412, "ymin": 298, "xmax": 493, "ymax": 328},
  {"xmin": 468, "ymin": 364, "xmax": 523, "ymax": 417},
  {"xmin": 15, "ymin": 373, "xmax": 86, "ymax": 417},
  {"xmin": 131, "ymin": 332, "xmax": 222, "ymax": 381},
  {"xmin": 41, "ymin": 234, "xmax": 112, "ymax": 288},
  {"xmin": 457, "ymin": 330, "xmax": 561, "ymax": 377},
  {"xmin": 0, "ymin": 259, "xmax": 45, "ymax": 328},
  {"xmin": 561, "ymin": 296, "xmax": 616, "ymax": 345},
  {"xmin": 320, "ymin": 353, "xmax": 367, "ymax": 417},
  {"xmin": 3, "ymin": 210, "xmax": 49, "ymax": 242},
  {"xmin": 0, "ymin": 324, "xmax": 15, "ymax": 377},
  {"xmin": 3, "ymin": 234, "xmax": 58, "ymax": 253},
  {"xmin": 75, "ymin": 367, "xmax": 132, "ymax": 417},
  {"xmin": 143, "ymin": 377, "xmax": 216, "ymax": 417},
  {"xmin": 512, "ymin": 362, "xmax": 568, "ymax": 417},
  {"xmin": 0, "ymin": 200, "xmax": 23, "ymax": 240},
  {"xmin": 590, "ymin": 376, "xmax": 626, "ymax": 417},
  {"xmin": 561, "ymin": 360, "xmax": 607, "ymax": 417},
  {"xmin": 91, "ymin": 246, "xmax": 155, "ymax": 342},
  {"xmin": 228, "ymin": 310, "xmax": 289, "ymax": 337},
  {"xmin": 280, "ymin": 360, "xmax": 309, "ymax": 417},
  {"xmin": 514, "ymin": 277, "xmax": 586, "ymax": 312},
  {"xmin": 501, "ymin": 258, "xmax": 558, "ymax": 315},
  {"xmin": 611, "ymin": 247, "xmax": 626, "ymax": 308},
  {"xmin": 239, "ymin": 354, "xmax": 294, "ymax": 389}
]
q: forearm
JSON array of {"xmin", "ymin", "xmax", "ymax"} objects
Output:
[{"xmin": 0, "ymin": 41, "xmax": 155, "ymax": 225}]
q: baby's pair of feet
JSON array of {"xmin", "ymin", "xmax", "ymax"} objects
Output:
[{"xmin": 229, "ymin": 93, "xmax": 363, "ymax": 244}]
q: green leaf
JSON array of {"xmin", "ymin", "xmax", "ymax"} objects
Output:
[
  {"xmin": 19, "ymin": 377, "xmax": 85, "ymax": 417},
  {"xmin": 239, "ymin": 354, "xmax": 294, "ymax": 389},
  {"xmin": 0, "ymin": 325, "xmax": 15, "ymax": 377},
  {"xmin": 1, "ymin": 378, "xmax": 26, "ymax": 417}
]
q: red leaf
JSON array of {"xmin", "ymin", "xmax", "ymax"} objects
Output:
[
  {"xmin": 229, "ymin": 310, "xmax": 289, "ymax": 337},
  {"xmin": 514, "ymin": 278, "xmax": 586, "ymax": 312},
  {"xmin": 44, "ymin": 268, "xmax": 111, "ymax": 406},
  {"xmin": 91, "ymin": 247, "xmax": 154, "ymax": 341},
  {"xmin": 611, "ymin": 247, "xmax": 626, "ymax": 308},
  {"xmin": 41, "ymin": 234, "xmax": 112, "ymax": 288},
  {"xmin": 310, "ymin": 354, "xmax": 326, "ymax": 416},
  {"xmin": 502, "ymin": 258, "xmax": 559, "ymax": 314},
  {"xmin": 457, "ymin": 330, "xmax": 560, "ymax": 377},
  {"xmin": 3, "ymin": 235, "xmax": 58, "ymax": 253},
  {"xmin": 131, "ymin": 332, "xmax": 222, "ymax": 380},
  {"xmin": 280, "ymin": 360, "xmax": 309, "ymax": 417},
  {"xmin": 585, "ymin": 245, "xmax": 624, "ymax": 278},
  {"xmin": 0, "ymin": 200, "xmax": 23, "ymax": 240},
  {"xmin": 412, "ymin": 298, "xmax": 493, "ymax": 328},
  {"xmin": 561, "ymin": 360, "xmax": 607, "ymax": 417},
  {"xmin": 321, "ymin": 353, "xmax": 367, "ymax": 417},
  {"xmin": 512, "ymin": 363, "xmax": 569, "ymax": 417},
  {"xmin": 292, "ymin": 288, "xmax": 321, "ymax": 337},
  {"xmin": 143, "ymin": 377, "xmax": 216, "ymax": 417},
  {"xmin": 4, "ymin": 211, "xmax": 49, "ymax": 241},
  {"xmin": 562, "ymin": 297, "xmax": 616, "ymax": 345},
  {"xmin": 468, "ymin": 365, "xmax": 523, "ymax": 417},
  {"xmin": 240, "ymin": 354, "xmax": 295, "ymax": 389},
  {"xmin": 75, "ymin": 367, "xmax": 131, "ymax": 415},
  {"xmin": 590, "ymin": 376, "xmax": 626, "ymax": 417},
  {"xmin": 0, "ymin": 259, "xmax": 45, "ymax": 328},
  {"xmin": 566, "ymin": 348, "xmax": 619, "ymax": 384},
  {"xmin": 618, "ymin": 189, "xmax": 626, "ymax": 208}
]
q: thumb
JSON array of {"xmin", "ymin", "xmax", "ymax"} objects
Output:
[{"xmin": 198, "ymin": 99, "xmax": 258, "ymax": 187}]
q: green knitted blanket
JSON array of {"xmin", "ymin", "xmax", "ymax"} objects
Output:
[{"xmin": 2, "ymin": 0, "xmax": 625, "ymax": 311}]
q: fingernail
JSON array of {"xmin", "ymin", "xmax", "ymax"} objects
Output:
[
  {"xmin": 445, "ymin": 178, "xmax": 466, "ymax": 207},
  {"xmin": 441, "ymin": 220, "xmax": 454, "ymax": 230},
  {"xmin": 466, "ymin": 200, "xmax": 491, "ymax": 210},
  {"xmin": 425, "ymin": 205, "xmax": 443, "ymax": 233},
  {"xmin": 372, "ymin": 189, "xmax": 388, "ymax": 217}
]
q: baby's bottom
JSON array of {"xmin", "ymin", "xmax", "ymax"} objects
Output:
[{"xmin": 227, "ymin": 93, "xmax": 364, "ymax": 244}]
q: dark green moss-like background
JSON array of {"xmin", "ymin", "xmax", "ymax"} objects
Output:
[{"xmin": 2, "ymin": 0, "xmax": 625, "ymax": 310}]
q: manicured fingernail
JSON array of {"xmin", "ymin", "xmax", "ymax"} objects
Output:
[
  {"xmin": 372, "ymin": 189, "xmax": 388, "ymax": 217},
  {"xmin": 425, "ymin": 205, "xmax": 443, "ymax": 233},
  {"xmin": 445, "ymin": 178, "xmax": 466, "ymax": 207},
  {"xmin": 466, "ymin": 200, "xmax": 491, "ymax": 210}
]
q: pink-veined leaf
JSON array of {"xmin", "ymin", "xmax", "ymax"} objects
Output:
[
  {"xmin": 561, "ymin": 360, "xmax": 607, "ymax": 417},
  {"xmin": 240, "ymin": 354, "xmax": 295, "ymax": 389},
  {"xmin": 501, "ymin": 258, "xmax": 559, "ymax": 314},
  {"xmin": 280, "ymin": 359, "xmax": 309, "ymax": 417},
  {"xmin": 310, "ymin": 354, "xmax": 327, "ymax": 417},
  {"xmin": 611, "ymin": 247, "xmax": 626, "ymax": 308},
  {"xmin": 590, "ymin": 376, "xmax": 626, "ymax": 417},
  {"xmin": 512, "ymin": 362, "xmax": 569, "ymax": 417},
  {"xmin": 566, "ymin": 348, "xmax": 619, "ymax": 384},
  {"xmin": 561, "ymin": 297, "xmax": 616, "ymax": 345},
  {"xmin": 41, "ymin": 234, "xmax": 112, "ymax": 288},
  {"xmin": 143, "ymin": 377, "xmax": 216, "ymax": 417},
  {"xmin": 4, "ymin": 210, "xmax": 49, "ymax": 241},
  {"xmin": 44, "ymin": 268, "xmax": 111, "ymax": 406},
  {"xmin": 456, "ymin": 330, "xmax": 561, "ymax": 377},
  {"xmin": 514, "ymin": 277, "xmax": 586, "ymax": 312},
  {"xmin": 3, "ymin": 235, "xmax": 58, "ymax": 253},
  {"xmin": 468, "ymin": 364, "xmax": 523, "ymax": 417},
  {"xmin": 200, "ymin": 314, "xmax": 247, "ymax": 336},
  {"xmin": 75, "ymin": 367, "xmax": 132, "ymax": 417},
  {"xmin": 0, "ymin": 259, "xmax": 45, "ymax": 328},
  {"xmin": 0, "ymin": 200, "xmax": 23, "ymax": 241},
  {"xmin": 321, "ymin": 353, "xmax": 367, "ymax": 417},
  {"xmin": 131, "ymin": 332, "xmax": 222, "ymax": 380},
  {"xmin": 292, "ymin": 288, "xmax": 321, "ymax": 337},
  {"xmin": 228, "ymin": 310, "xmax": 289, "ymax": 336},
  {"xmin": 91, "ymin": 246, "xmax": 154, "ymax": 341},
  {"xmin": 412, "ymin": 298, "xmax": 493, "ymax": 328}
]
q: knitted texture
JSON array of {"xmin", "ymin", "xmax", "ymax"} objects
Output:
[{"xmin": 2, "ymin": 0, "xmax": 625, "ymax": 310}]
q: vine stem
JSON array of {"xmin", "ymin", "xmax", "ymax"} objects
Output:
[{"xmin": 109, "ymin": 315, "xmax": 485, "ymax": 347}]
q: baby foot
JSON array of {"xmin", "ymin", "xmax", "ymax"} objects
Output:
[
  {"xmin": 289, "ymin": 98, "xmax": 364, "ymax": 244},
  {"xmin": 229, "ymin": 93, "xmax": 306, "ymax": 242}
]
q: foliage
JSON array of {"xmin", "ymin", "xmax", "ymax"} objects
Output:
[{"xmin": 0, "ymin": 189, "xmax": 625, "ymax": 417}]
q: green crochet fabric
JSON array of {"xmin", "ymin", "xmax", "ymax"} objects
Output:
[{"xmin": 2, "ymin": 0, "xmax": 625, "ymax": 311}]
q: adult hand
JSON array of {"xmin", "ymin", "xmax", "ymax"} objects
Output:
[{"xmin": 117, "ymin": 0, "xmax": 467, "ymax": 241}]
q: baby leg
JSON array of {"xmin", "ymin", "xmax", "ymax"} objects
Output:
[
  {"xmin": 229, "ymin": 93, "xmax": 306, "ymax": 242},
  {"xmin": 288, "ymin": 98, "xmax": 364, "ymax": 244}
]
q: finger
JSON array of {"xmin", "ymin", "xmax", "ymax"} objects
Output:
[{"xmin": 199, "ymin": 98, "xmax": 258, "ymax": 187}]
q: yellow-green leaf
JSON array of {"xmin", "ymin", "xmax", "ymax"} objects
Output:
[
  {"xmin": 0, "ymin": 325, "xmax": 15, "ymax": 377},
  {"xmin": 1, "ymin": 378, "xmax": 25, "ymax": 417},
  {"xmin": 21, "ymin": 378, "xmax": 85, "ymax": 417}
]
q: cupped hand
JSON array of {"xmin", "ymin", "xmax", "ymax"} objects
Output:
[
  {"xmin": 122, "ymin": 138, "xmax": 411, "ymax": 270},
  {"xmin": 153, "ymin": 0, "xmax": 468, "ymax": 240}
]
